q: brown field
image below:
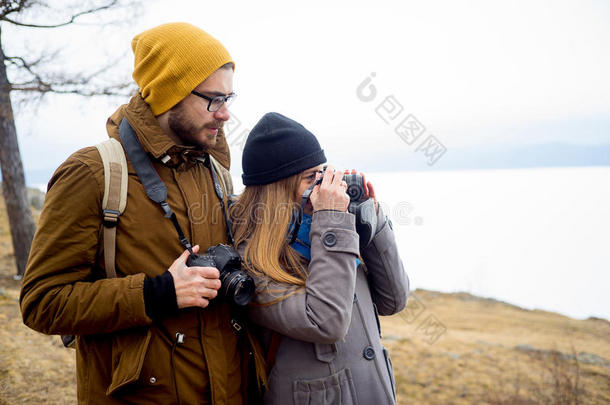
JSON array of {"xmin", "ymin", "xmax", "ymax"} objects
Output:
[{"xmin": 0, "ymin": 195, "xmax": 609, "ymax": 404}]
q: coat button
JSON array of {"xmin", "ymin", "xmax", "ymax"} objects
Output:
[
  {"xmin": 149, "ymin": 377, "xmax": 157, "ymax": 384},
  {"xmin": 363, "ymin": 346, "xmax": 375, "ymax": 360},
  {"xmin": 323, "ymin": 232, "xmax": 337, "ymax": 247}
]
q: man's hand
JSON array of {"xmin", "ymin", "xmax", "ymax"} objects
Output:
[
  {"xmin": 310, "ymin": 165, "xmax": 350, "ymax": 213},
  {"xmin": 168, "ymin": 245, "xmax": 221, "ymax": 309}
]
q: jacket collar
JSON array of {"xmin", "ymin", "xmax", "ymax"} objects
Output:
[{"xmin": 106, "ymin": 94, "xmax": 231, "ymax": 170}]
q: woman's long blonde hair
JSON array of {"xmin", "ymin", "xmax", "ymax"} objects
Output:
[{"xmin": 230, "ymin": 172, "xmax": 308, "ymax": 286}]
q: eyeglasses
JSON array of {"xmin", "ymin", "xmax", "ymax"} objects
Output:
[{"xmin": 190, "ymin": 90, "xmax": 236, "ymax": 112}]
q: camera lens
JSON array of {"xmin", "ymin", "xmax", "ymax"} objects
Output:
[
  {"xmin": 343, "ymin": 174, "xmax": 365, "ymax": 201},
  {"xmin": 346, "ymin": 184, "xmax": 363, "ymax": 200},
  {"xmin": 222, "ymin": 270, "xmax": 255, "ymax": 306},
  {"xmin": 200, "ymin": 244, "xmax": 255, "ymax": 306}
]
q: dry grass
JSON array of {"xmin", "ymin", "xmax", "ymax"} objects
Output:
[
  {"xmin": 0, "ymin": 195, "xmax": 609, "ymax": 404},
  {"xmin": 0, "ymin": 195, "xmax": 77, "ymax": 405},
  {"xmin": 382, "ymin": 290, "xmax": 610, "ymax": 404}
]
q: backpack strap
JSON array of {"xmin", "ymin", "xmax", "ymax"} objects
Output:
[
  {"xmin": 94, "ymin": 138, "xmax": 128, "ymax": 279},
  {"xmin": 61, "ymin": 138, "xmax": 128, "ymax": 349}
]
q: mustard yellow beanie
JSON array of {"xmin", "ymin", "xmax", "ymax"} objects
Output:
[{"xmin": 132, "ymin": 22, "xmax": 234, "ymax": 115}]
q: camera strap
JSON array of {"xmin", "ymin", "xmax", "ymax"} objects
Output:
[
  {"xmin": 119, "ymin": 118, "xmax": 234, "ymax": 252},
  {"xmin": 119, "ymin": 118, "xmax": 193, "ymax": 253},
  {"xmin": 288, "ymin": 180, "xmax": 319, "ymax": 245}
]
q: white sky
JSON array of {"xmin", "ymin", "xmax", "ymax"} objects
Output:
[
  {"xmin": 6, "ymin": 1, "xmax": 610, "ymax": 319},
  {"xmin": 9, "ymin": 0, "xmax": 610, "ymax": 177}
]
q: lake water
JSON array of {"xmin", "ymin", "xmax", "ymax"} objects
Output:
[
  {"xmin": 366, "ymin": 166, "xmax": 610, "ymax": 320},
  {"xmin": 36, "ymin": 166, "xmax": 608, "ymax": 320}
]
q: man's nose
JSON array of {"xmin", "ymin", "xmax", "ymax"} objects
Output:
[{"xmin": 213, "ymin": 103, "xmax": 230, "ymax": 121}]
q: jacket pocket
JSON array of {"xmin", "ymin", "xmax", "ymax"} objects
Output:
[
  {"xmin": 292, "ymin": 368, "xmax": 359, "ymax": 405},
  {"xmin": 106, "ymin": 327, "xmax": 152, "ymax": 395},
  {"xmin": 382, "ymin": 347, "xmax": 396, "ymax": 401}
]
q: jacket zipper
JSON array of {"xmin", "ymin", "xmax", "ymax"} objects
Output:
[{"xmin": 171, "ymin": 332, "xmax": 185, "ymax": 405}]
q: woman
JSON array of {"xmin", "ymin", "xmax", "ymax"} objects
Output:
[{"xmin": 230, "ymin": 112, "xmax": 409, "ymax": 405}]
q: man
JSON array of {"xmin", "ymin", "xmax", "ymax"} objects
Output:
[{"xmin": 20, "ymin": 23, "xmax": 242, "ymax": 404}]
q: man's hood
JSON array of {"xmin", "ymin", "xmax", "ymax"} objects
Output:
[{"xmin": 106, "ymin": 94, "xmax": 231, "ymax": 170}]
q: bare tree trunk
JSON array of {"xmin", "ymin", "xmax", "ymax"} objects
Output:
[{"xmin": 0, "ymin": 29, "xmax": 36, "ymax": 277}]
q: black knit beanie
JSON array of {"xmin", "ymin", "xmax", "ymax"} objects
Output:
[{"xmin": 242, "ymin": 112, "xmax": 326, "ymax": 185}]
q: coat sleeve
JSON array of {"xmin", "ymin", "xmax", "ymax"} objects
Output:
[
  {"xmin": 19, "ymin": 151, "xmax": 152, "ymax": 335},
  {"xmin": 360, "ymin": 205, "xmax": 409, "ymax": 316},
  {"xmin": 246, "ymin": 211, "xmax": 360, "ymax": 344}
]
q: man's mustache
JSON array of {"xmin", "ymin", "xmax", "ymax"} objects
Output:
[{"xmin": 205, "ymin": 121, "xmax": 224, "ymax": 130}]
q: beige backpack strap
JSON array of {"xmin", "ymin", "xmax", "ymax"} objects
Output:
[{"xmin": 94, "ymin": 138, "xmax": 128, "ymax": 279}]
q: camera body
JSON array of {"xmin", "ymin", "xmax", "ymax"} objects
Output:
[
  {"xmin": 186, "ymin": 244, "xmax": 255, "ymax": 306},
  {"xmin": 326, "ymin": 171, "xmax": 378, "ymax": 248}
]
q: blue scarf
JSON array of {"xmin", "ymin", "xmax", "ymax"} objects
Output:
[
  {"xmin": 290, "ymin": 213, "xmax": 361, "ymax": 267},
  {"xmin": 290, "ymin": 213, "xmax": 313, "ymax": 260}
]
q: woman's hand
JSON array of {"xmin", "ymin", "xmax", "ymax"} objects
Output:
[{"xmin": 310, "ymin": 165, "xmax": 350, "ymax": 212}]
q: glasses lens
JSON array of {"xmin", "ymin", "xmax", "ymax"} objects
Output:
[{"xmin": 209, "ymin": 97, "xmax": 224, "ymax": 112}]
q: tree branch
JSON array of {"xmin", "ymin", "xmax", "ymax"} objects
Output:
[
  {"xmin": 5, "ymin": 55, "xmax": 44, "ymax": 76},
  {"xmin": 0, "ymin": 0, "xmax": 29, "ymax": 19},
  {"xmin": 6, "ymin": 55, "xmax": 135, "ymax": 97},
  {"xmin": 10, "ymin": 83, "xmax": 133, "ymax": 96},
  {"xmin": 9, "ymin": 72, "xmax": 135, "ymax": 96},
  {"xmin": 1, "ymin": 0, "xmax": 119, "ymax": 28}
]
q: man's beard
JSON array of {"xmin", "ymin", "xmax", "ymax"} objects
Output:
[{"xmin": 168, "ymin": 103, "xmax": 222, "ymax": 149}]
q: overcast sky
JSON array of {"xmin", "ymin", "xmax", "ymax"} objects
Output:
[
  {"xmin": 6, "ymin": 1, "xmax": 610, "ymax": 319},
  {"xmin": 8, "ymin": 0, "xmax": 610, "ymax": 183}
]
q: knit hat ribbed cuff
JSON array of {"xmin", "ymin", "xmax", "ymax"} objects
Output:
[
  {"xmin": 242, "ymin": 149, "xmax": 326, "ymax": 185},
  {"xmin": 242, "ymin": 112, "xmax": 326, "ymax": 186}
]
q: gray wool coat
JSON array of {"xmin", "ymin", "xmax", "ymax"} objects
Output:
[{"xmin": 241, "ymin": 207, "xmax": 409, "ymax": 405}]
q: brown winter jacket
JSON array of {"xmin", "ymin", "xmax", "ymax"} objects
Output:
[{"xmin": 20, "ymin": 95, "xmax": 243, "ymax": 404}]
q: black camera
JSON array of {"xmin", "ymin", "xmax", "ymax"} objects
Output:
[
  {"xmin": 186, "ymin": 244, "xmax": 255, "ymax": 306},
  {"xmin": 317, "ymin": 169, "xmax": 378, "ymax": 248}
]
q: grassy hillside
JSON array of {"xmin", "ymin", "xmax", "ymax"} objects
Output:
[
  {"xmin": 382, "ymin": 291, "xmax": 609, "ymax": 404},
  {"xmin": 0, "ymin": 194, "xmax": 608, "ymax": 404}
]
